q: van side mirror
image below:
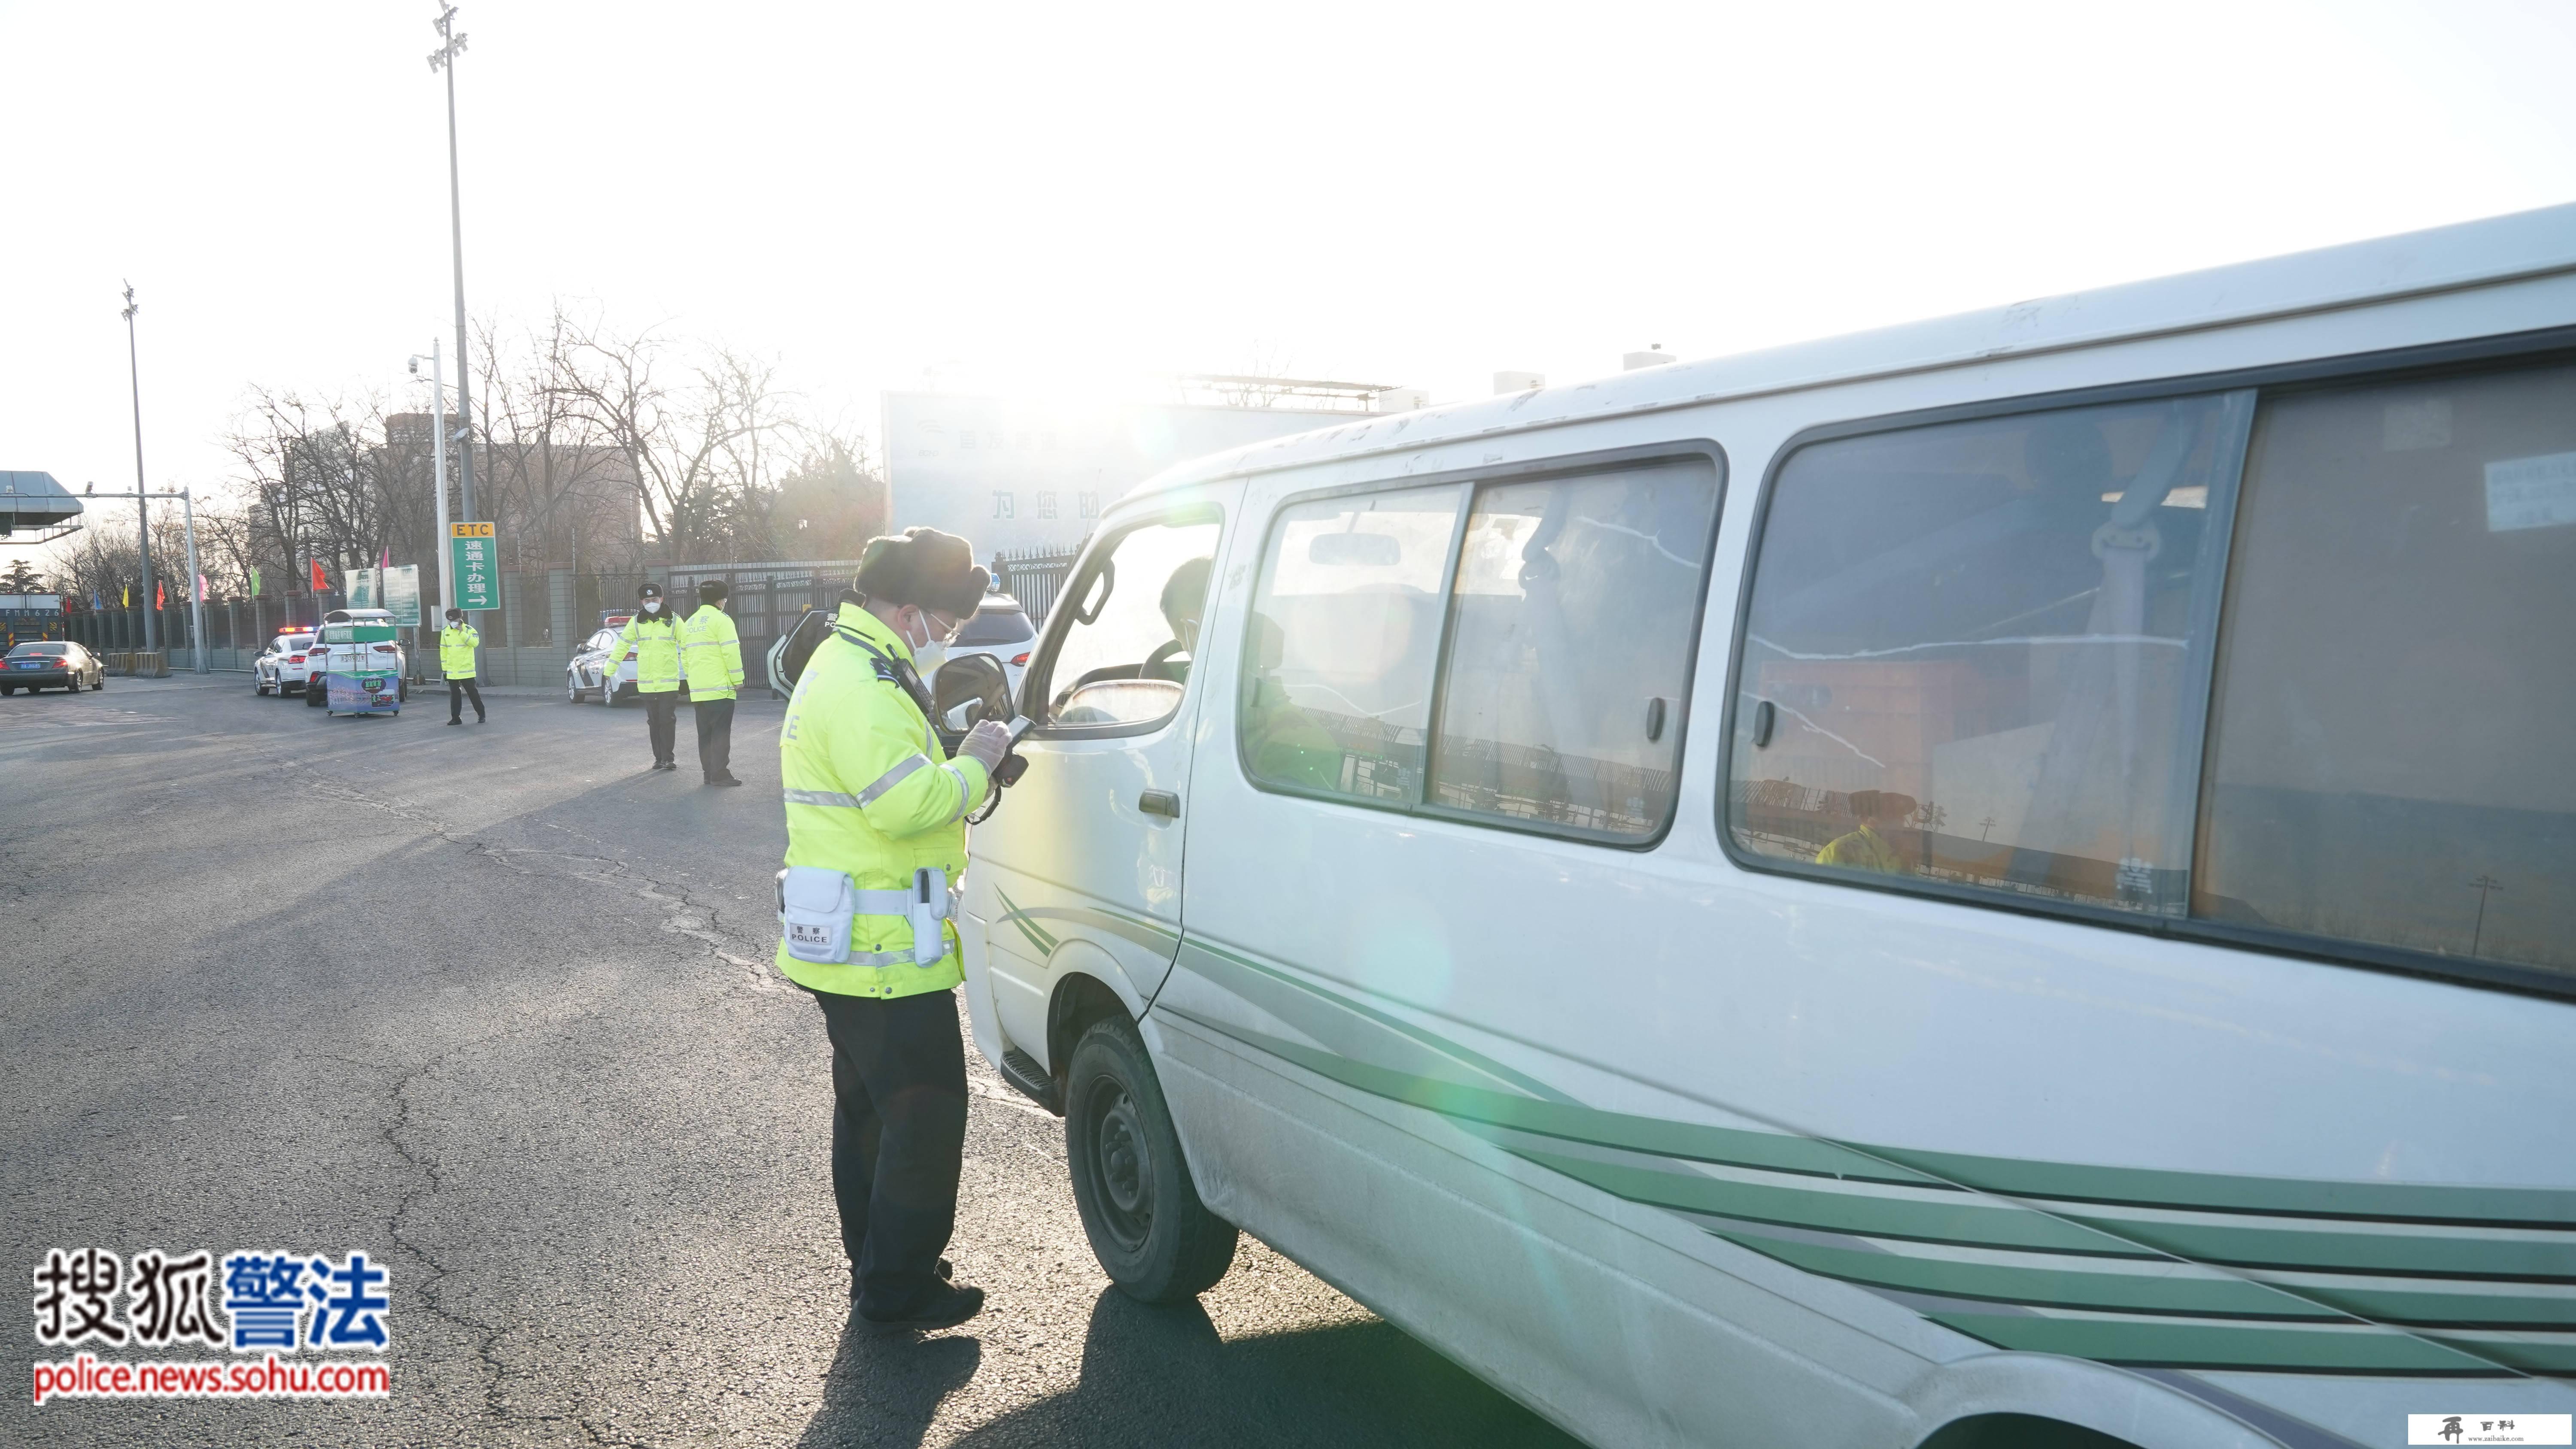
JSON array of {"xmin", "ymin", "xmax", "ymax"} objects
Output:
[{"xmin": 933, "ymin": 652, "xmax": 1013, "ymax": 731}]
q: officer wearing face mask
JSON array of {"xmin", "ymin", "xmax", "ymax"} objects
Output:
[
  {"xmin": 612, "ymin": 582, "xmax": 687, "ymax": 770},
  {"xmin": 775, "ymin": 527, "xmax": 1013, "ymax": 1331}
]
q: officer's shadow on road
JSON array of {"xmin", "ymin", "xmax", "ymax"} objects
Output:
[
  {"xmin": 797, "ymin": 1314, "xmax": 982, "ymax": 1449},
  {"xmin": 795, "ymin": 1284, "xmax": 1579, "ymax": 1449}
]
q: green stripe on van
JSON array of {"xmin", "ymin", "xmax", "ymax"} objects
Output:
[
  {"xmin": 2057, "ymin": 1212, "xmax": 2576, "ymax": 1282},
  {"xmin": 1505, "ymin": 1143, "xmax": 2151, "ymax": 1258},
  {"xmin": 1923, "ymin": 1311, "xmax": 2502, "ymax": 1375},
  {"xmin": 991, "ymin": 887, "xmax": 1058, "ymax": 958},
  {"xmin": 1182, "ymin": 940, "xmax": 1585, "ymax": 1108},
  {"xmin": 2417, "ymin": 1334, "xmax": 2576, "ymax": 1376},
  {"xmin": 1058, "ymin": 903, "xmax": 1182, "ymax": 955},
  {"xmin": 1166, "ymin": 1006, "xmax": 1944, "ymax": 1185},
  {"xmin": 1707, "ymin": 1232, "xmax": 2338, "ymax": 1320},
  {"xmin": 1157, "ymin": 943, "xmax": 2576, "ymax": 1373},
  {"xmin": 1872, "ymin": 1145, "xmax": 2576, "ymax": 1229},
  {"xmin": 2275, "ymin": 1281, "xmax": 2576, "ymax": 1329}
]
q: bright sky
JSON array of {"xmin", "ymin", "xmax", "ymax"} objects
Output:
[{"xmin": 5, "ymin": 0, "xmax": 2573, "ymax": 564}]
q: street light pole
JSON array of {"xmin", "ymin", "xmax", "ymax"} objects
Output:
[
  {"xmin": 412, "ymin": 341, "xmax": 456, "ymax": 617},
  {"xmin": 120, "ymin": 282, "xmax": 156, "ymax": 654},
  {"xmin": 429, "ymin": 4, "xmax": 477, "ymax": 526},
  {"xmin": 179, "ymin": 486, "xmax": 206, "ymax": 674}
]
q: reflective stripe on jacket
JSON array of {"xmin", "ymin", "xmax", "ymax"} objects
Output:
[
  {"xmin": 679, "ymin": 606, "xmax": 744, "ymax": 701},
  {"xmin": 775, "ymin": 601, "xmax": 990, "ymax": 998},
  {"xmin": 438, "ymin": 624, "xmax": 480, "ymax": 679},
  {"xmin": 614, "ymin": 610, "xmax": 683, "ymax": 692}
]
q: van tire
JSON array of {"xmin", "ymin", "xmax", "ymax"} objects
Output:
[{"xmin": 1063, "ymin": 1014, "xmax": 1237, "ymax": 1303}]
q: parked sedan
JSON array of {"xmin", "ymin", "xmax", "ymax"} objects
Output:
[
  {"xmin": 566, "ymin": 623, "xmax": 632, "ymax": 704},
  {"xmin": 951, "ymin": 593, "xmax": 1036, "ymax": 704},
  {"xmin": 254, "ymin": 630, "xmax": 321, "ymax": 695},
  {"xmin": 2, "ymin": 640, "xmax": 105, "ymax": 694}
]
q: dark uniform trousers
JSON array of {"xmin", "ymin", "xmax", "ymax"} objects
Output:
[
  {"xmin": 807, "ymin": 986, "xmax": 968, "ymax": 1316},
  {"xmin": 693, "ymin": 697, "xmax": 735, "ymax": 779},
  {"xmin": 643, "ymin": 691, "xmax": 680, "ymax": 765},
  {"xmin": 448, "ymin": 677, "xmax": 485, "ymax": 723}
]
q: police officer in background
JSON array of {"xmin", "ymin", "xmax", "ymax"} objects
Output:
[
  {"xmin": 439, "ymin": 607, "xmax": 486, "ymax": 725},
  {"xmin": 775, "ymin": 527, "xmax": 1013, "ymax": 1331},
  {"xmin": 680, "ymin": 580, "xmax": 745, "ymax": 786},
  {"xmin": 613, "ymin": 582, "xmax": 686, "ymax": 770}
]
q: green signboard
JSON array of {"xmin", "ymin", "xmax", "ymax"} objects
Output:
[{"xmin": 449, "ymin": 523, "xmax": 498, "ymax": 612}]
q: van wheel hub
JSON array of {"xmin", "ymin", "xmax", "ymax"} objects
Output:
[{"xmin": 1088, "ymin": 1086, "xmax": 1154, "ymax": 1249}]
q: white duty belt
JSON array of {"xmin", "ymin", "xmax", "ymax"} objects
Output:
[{"xmin": 776, "ymin": 864, "xmax": 959, "ymax": 968}]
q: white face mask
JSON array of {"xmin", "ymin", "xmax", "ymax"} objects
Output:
[
  {"xmin": 899, "ymin": 607, "xmax": 951, "ymax": 673},
  {"xmin": 642, "ymin": 599, "xmax": 661, "ymax": 615}
]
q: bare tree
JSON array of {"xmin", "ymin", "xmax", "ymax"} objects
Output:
[
  {"xmin": 470, "ymin": 309, "xmax": 630, "ymax": 576},
  {"xmin": 547, "ymin": 312, "xmax": 802, "ymax": 564}
]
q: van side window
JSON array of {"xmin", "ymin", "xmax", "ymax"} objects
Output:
[
  {"xmin": 1241, "ymin": 486, "xmax": 1463, "ymax": 800},
  {"xmin": 1039, "ymin": 518, "xmax": 1223, "ymax": 730},
  {"xmin": 1429, "ymin": 461, "xmax": 1719, "ymax": 838},
  {"xmin": 2196, "ymin": 363, "xmax": 2576, "ymax": 979},
  {"xmin": 1728, "ymin": 393, "xmax": 2250, "ymax": 911}
]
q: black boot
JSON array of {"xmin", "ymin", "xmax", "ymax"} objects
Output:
[{"xmin": 859, "ymin": 1280, "xmax": 983, "ymax": 1332}]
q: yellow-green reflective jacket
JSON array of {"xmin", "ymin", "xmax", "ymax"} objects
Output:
[
  {"xmin": 438, "ymin": 624, "xmax": 480, "ymax": 678},
  {"xmin": 1815, "ymin": 823, "xmax": 1906, "ymax": 874},
  {"xmin": 679, "ymin": 606, "xmax": 744, "ymax": 701},
  {"xmin": 775, "ymin": 601, "xmax": 991, "ymax": 998},
  {"xmin": 614, "ymin": 610, "xmax": 684, "ymax": 692}
]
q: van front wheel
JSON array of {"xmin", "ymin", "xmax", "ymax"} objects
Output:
[{"xmin": 1064, "ymin": 1014, "xmax": 1237, "ymax": 1303}]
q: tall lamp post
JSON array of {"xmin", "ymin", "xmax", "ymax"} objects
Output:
[
  {"xmin": 429, "ymin": 3, "xmax": 477, "ymax": 526},
  {"xmin": 120, "ymin": 282, "xmax": 156, "ymax": 654},
  {"xmin": 407, "ymin": 341, "xmax": 457, "ymax": 620}
]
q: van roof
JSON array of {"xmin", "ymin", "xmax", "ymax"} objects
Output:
[{"xmin": 1123, "ymin": 201, "xmax": 2576, "ymax": 503}]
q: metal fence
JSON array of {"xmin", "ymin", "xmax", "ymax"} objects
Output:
[
  {"xmin": 993, "ymin": 545, "xmax": 1081, "ymax": 624},
  {"xmin": 59, "ymin": 595, "xmax": 356, "ymax": 674}
]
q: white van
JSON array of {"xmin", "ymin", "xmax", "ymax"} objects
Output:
[{"xmin": 956, "ymin": 204, "xmax": 2576, "ymax": 1449}]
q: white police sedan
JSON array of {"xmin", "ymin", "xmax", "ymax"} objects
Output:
[
  {"xmin": 254, "ymin": 630, "xmax": 321, "ymax": 695},
  {"xmin": 566, "ymin": 617, "xmax": 637, "ymax": 704}
]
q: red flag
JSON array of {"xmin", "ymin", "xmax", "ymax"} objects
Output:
[
  {"xmin": 310, "ymin": 558, "xmax": 328, "ymax": 593},
  {"xmin": 378, "ymin": 545, "xmax": 391, "ymax": 569},
  {"xmin": 155, "ymin": 580, "xmax": 166, "ymax": 609}
]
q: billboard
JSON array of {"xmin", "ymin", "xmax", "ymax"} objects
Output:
[{"xmin": 881, "ymin": 393, "xmax": 1355, "ymax": 557}]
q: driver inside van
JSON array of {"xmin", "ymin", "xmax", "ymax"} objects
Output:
[{"xmin": 1148, "ymin": 557, "xmax": 1212, "ymax": 681}]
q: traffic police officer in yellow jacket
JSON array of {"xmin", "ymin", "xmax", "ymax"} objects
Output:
[
  {"xmin": 680, "ymin": 580, "xmax": 745, "ymax": 786},
  {"xmin": 438, "ymin": 607, "xmax": 485, "ymax": 725},
  {"xmin": 777, "ymin": 527, "xmax": 1012, "ymax": 1330},
  {"xmin": 613, "ymin": 582, "xmax": 685, "ymax": 770}
]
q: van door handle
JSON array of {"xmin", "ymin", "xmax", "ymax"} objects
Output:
[{"xmin": 1138, "ymin": 789, "xmax": 1181, "ymax": 818}]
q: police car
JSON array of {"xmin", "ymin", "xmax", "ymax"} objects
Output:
[
  {"xmin": 254, "ymin": 628, "xmax": 321, "ymax": 695},
  {"xmin": 566, "ymin": 612, "xmax": 636, "ymax": 704}
]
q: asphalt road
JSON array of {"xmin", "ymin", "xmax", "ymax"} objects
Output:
[{"xmin": 1, "ymin": 673, "xmax": 1581, "ymax": 1448}]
